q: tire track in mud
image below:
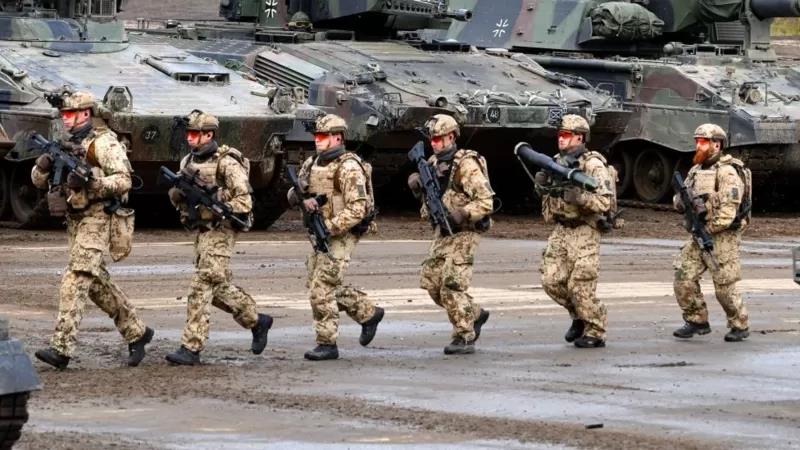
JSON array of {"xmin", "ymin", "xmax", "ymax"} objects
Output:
[{"xmin": 36, "ymin": 368, "xmax": 730, "ymax": 450}]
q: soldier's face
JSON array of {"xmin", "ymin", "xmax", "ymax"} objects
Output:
[
  {"xmin": 693, "ymin": 138, "xmax": 721, "ymax": 165},
  {"xmin": 314, "ymin": 132, "xmax": 342, "ymax": 152},
  {"xmin": 430, "ymin": 132, "xmax": 454, "ymax": 153},
  {"xmin": 186, "ymin": 130, "xmax": 213, "ymax": 148},
  {"xmin": 557, "ymin": 130, "xmax": 583, "ymax": 151},
  {"xmin": 60, "ymin": 109, "xmax": 91, "ymax": 131}
]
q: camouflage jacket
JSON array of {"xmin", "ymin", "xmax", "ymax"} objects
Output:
[
  {"xmin": 32, "ymin": 125, "xmax": 132, "ymax": 210},
  {"xmin": 541, "ymin": 147, "xmax": 613, "ymax": 228},
  {"xmin": 173, "ymin": 144, "xmax": 254, "ymax": 224},
  {"xmin": 673, "ymin": 154, "xmax": 746, "ymax": 234},
  {"xmin": 299, "ymin": 149, "xmax": 370, "ymax": 236},
  {"xmin": 421, "ymin": 149, "xmax": 494, "ymax": 224}
]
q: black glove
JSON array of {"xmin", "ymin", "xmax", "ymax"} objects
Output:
[{"xmin": 66, "ymin": 172, "xmax": 88, "ymax": 190}]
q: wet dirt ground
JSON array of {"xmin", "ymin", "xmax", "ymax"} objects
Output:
[{"xmin": 2, "ymin": 209, "xmax": 800, "ymax": 449}]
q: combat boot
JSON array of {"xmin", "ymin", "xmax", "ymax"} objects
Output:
[
  {"xmin": 443, "ymin": 338, "xmax": 475, "ymax": 355},
  {"xmin": 724, "ymin": 328, "xmax": 750, "ymax": 342},
  {"xmin": 564, "ymin": 319, "xmax": 585, "ymax": 343},
  {"xmin": 673, "ymin": 321, "xmax": 711, "ymax": 339},
  {"xmin": 165, "ymin": 346, "xmax": 200, "ymax": 366},
  {"xmin": 359, "ymin": 307, "xmax": 384, "ymax": 347},
  {"xmin": 304, "ymin": 344, "xmax": 339, "ymax": 361},
  {"xmin": 35, "ymin": 347, "xmax": 70, "ymax": 369},
  {"xmin": 127, "ymin": 327, "xmax": 154, "ymax": 367},
  {"xmin": 574, "ymin": 336, "xmax": 605, "ymax": 348},
  {"xmin": 473, "ymin": 309, "xmax": 490, "ymax": 341},
  {"xmin": 251, "ymin": 313, "xmax": 274, "ymax": 355}
]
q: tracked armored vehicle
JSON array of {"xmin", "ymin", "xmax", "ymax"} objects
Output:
[
  {"xmin": 0, "ymin": 317, "xmax": 41, "ymax": 449},
  {"xmin": 129, "ymin": 0, "xmax": 630, "ymax": 204},
  {"xmin": 438, "ymin": 0, "xmax": 800, "ymax": 203},
  {"xmin": 0, "ymin": 0, "xmax": 313, "ymax": 227}
]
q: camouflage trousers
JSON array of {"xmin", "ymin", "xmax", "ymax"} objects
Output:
[
  {"xmin": 541, "ymin": 224, "xmax": 607, "ymax": 340},
  {"xmin": 306, "ymin": 233, "xmax": 376, "ymax": 345},
  {"xmin": 420, "ymin": 231, "xmax": 482, "ymax": 342},
  {"xmin": 52, "ymin": 210, "xmax": 146, "ymax": 357},
  {"xmin": 673, "ymin": 230, "xmax": 749, "ymax": 330},
  {"xmin": 181, "ymin": 227, "xmax": 259, "ymax": 352}
]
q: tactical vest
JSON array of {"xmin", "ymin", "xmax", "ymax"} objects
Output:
[
  {"xmin": 686, "ymin": 155, "xmax": 751, "ymax": 231},
  {"xmin": 304, "ymin": 151, "xmax": 375, "ymax": 227},
  {"xmin": 545, "ymin": 150, "xmax": 615, "ymax": 229},
  {"xmin": 64, "ymin": 127, "xmax": 129, "ymax": 212},
  {"xmin": 440, "ymin": 149, "xmax": 495, "ymax": 232},
  {"xmin": 180, "ymin": 145, "xmax": 251, "ymax": 223}
]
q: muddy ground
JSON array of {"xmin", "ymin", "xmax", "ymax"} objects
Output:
[{"xmin": 2, "ymin": 209, "xmax": 800, "ymax": 449}]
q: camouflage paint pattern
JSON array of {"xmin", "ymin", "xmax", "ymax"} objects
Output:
[
  {"xmin": 181, "ymin": 227, "xmax": 259, "ymax": 353},
  {"xmin": 1, "ymin": 1, "xmax": 309, "ymax": 227},
  {"xmin": 440, "ymin": 0, "xmax": 800, "ymax": 201},
  {"xmin": 540, "ymin": 149, "xmax": 614, "ymax": 226},
  {"xmin": 673, "ymin": 154, "xmax": 749, "ymax": 330}
]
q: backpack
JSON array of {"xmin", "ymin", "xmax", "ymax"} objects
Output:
[
  {"xmin": 584, "ymin": 151, "xmax": 622, "ymax": 232},
  {"xmin": 725, "ymin": 158, "xmax": 752, "ymax": 231},
  {"xmin": 451, "ymin": 149, "xmax": 498, "ymax": 232},
  {"xmin": 335, "ymin": 153, "xmax": 377, "ymax": 236}
]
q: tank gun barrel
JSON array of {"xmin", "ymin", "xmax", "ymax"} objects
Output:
[
  {"xmin": 750, "ymin": 0, "xmax": 800, "ymax": 18},
  {"xmin": 438, "ymin": 8, "xmax": 472, "ymax": 22}
]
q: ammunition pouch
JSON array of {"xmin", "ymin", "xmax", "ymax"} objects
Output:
[
  {"xmin": 47, "ymin": 186, "xmax": 68, "ymax": 217},
  {"xmin": 109, "ymin": 206, "xmax": 135, "ymax": 262}
]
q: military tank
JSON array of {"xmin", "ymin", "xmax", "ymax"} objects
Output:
[
  {"xmin": 0, "ymin": 0, "xmax": 315, "ymax": 227},
  {"xmin": 128, "ymin": 0, "xmax": 630, "ymax": 205},
  {"xmin": 436, "ymin": 0, "xmax": 800, "ymax": 204},
  {"xmin": 0, "ymin": 317, "xmax": 41, "ymax": 449}
]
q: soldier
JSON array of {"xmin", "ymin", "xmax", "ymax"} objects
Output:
[
  {"xmin": 32, "ymin": 91, "xmax": 153, "ymax": 369},
  {"xmin": 165, "ymin": 110, "xmax": 273, "ymax": 365},
  {"xmin": 534, "ymin": 114, "xmax": 614, "ymax": 348},
  {"xmin": 672, "ymin": 124, "xmax": 751, "ymax": 342},
  {"xmin": 287, "ymin": 113, "xmax": 384, "ymax": 361},
  {"xmin": 407, "ymin": 114, "xmax": 493, "ymax": 355}
]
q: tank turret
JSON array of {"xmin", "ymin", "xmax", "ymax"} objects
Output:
[
  {"xmin": 0, "ymin": 0, "xmax": 312, "ymax": 227},
  {"xmin": 432, "ymin": 0, "xmax": 800, "ymax": 205}
]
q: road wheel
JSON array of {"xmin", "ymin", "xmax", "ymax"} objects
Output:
[
  {"xmin": 0, "ymin": 392, "xmax": 30, "ymax": 450},
  {"xmin": 252, "ymin": 156, "xmax": 289, "ymax": 229},
  {"xmin": 609, "ymin": 149, "xmax": 633, "ymax": 197},
  {"xmin": 0, "ymin": 167, "xmax": 8, "ymax": 219},
  {"xmin": 632, "ymin": 148, "xmax": 674, "ymax": 203},
  {"xmin": 9, "ymin": 162, "xmax": 46, "ymax": 227}
]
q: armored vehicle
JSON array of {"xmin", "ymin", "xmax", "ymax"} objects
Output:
[
  {"xmin": 130, "ymin": 0, "xmax": 630, "ymax": 203},
  {"xmin": 0, "ymin": 317, "xmax": 41, "ymax": 449},
  {"xmin": 0, "ymin": 0, "xmax": 313, "ymax": 227},
  {"xmin": 438, "ymin": 0, "xmax": 800, "ymax": 203}
]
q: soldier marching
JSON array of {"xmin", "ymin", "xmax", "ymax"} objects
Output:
[{"xmin": 24, "ymin": 100, "xmax": 754, "ymax": 368}]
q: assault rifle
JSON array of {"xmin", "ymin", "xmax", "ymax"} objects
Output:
[
  {"xmin": 408, "ymin": 141, "xmax": 454, "ymax": 236},
  {"xmin": 29, "ymin": 133, "xmax": 94, "ymax": 186},
  {"xmin": 158, "ymin": 166, "xmax": 249, "ymax": 230},
  {"xmin": 514, "ymin": 142, "xmax": 598, "ymax": 192},
  {"xmin": 672, "ymin": 172, "xmax": 718, "ymax": 270},
  {"xmin": 287, "ymin": 166, "xmax": 331, "ymax": 254}
]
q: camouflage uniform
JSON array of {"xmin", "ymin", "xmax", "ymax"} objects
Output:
[
  {"xmin": 673, "ymin": 128, "xmax": 749, "ymax": 332},
  {"xmin": 538, "ymin": 116, "xmax": 614, "ymax": 343},
  {"xmin": 298, "ymin": 148, "xmax": 377, "ymax": 345},
  {"xmin": 31, "ymin": 92, "xmax": 146, "ymax": 358},
  {"xmin": 170, "ymin": 112, "xmax": 260, "ymax": 353},
  {"xmin": 417, "ymin": 115, "xmax": 494, "ymax": 344}
]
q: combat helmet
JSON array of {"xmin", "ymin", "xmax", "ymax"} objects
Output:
[
  {"xmin": 60, "ymin": 91, "xmax": 96, "ymax": 111},
  {"xmin": 186, "ymin": 110, "xmax": 220, "ymax": 132},
  {"xmin": 559, "ymin": 114, "xmax": 590, "ymax": 135},
  {"xmin": 694, "ymin": 123, "xmax": 727, "ymax": 147},
  {"xmin": 425, "ymin": 114, "xmax": 460, "ymax": 138},
  {"xmin": 315, "ymin": 114, "xmax": 348, "ymax": 135}
]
